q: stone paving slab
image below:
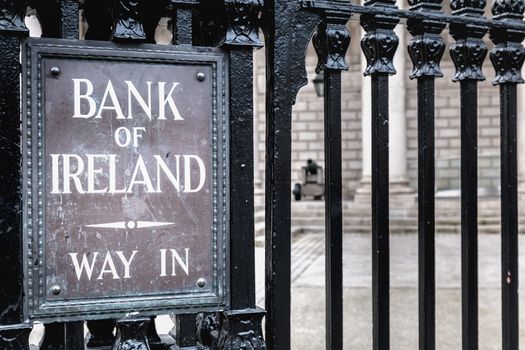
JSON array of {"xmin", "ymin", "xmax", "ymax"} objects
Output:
[
  {"xmin": 293, "ymin": 233, "xmax": 524, "ymax": 288},
  {"xmin": 290, "ymin": 287, "xmax": 525, "ymax": 350},
  {"xmin": 256, "ymin": 233, "xmax": 525, "ymax": 349}
]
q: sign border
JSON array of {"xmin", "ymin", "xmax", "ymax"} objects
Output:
[{"xmin": 22, "ymin": 38, "xmax": 230, "ymax": 322}]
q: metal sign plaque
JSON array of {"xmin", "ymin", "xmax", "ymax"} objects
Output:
[{"xmin": 22, "ymin": 40, "xmax": 229, "ymax": 321}]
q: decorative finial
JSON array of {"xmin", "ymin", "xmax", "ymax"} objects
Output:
[
  {"xmin": 490, "ymin": 0, "xmax": 525, "ymax": 84},
  {"xmin": 224, "ymin": 0, "xmax": 263, "ymax": 47},
  {"xmin": 313, "ymin": 14, "xmax": 351, "ymax": 73}
]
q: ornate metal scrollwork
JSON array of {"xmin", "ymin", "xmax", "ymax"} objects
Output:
[
  {"xmin": 407, "ymin": 0, "xmax": 446, "ymax": 78},
  {"xmin": 360, "ymin": 0, "xmax": 399, "ymax": 76},
  {"xmin": 0, "ymin": 0, "xmax": 27, "ymax": 32},
  {"xmin": 113, "ymin": 318, "xmax": 151, "ymax": 350},
  {"xmin": 490, "ymin": 0, "xmax": 525, "ymax": 84},
  {"xmin": 490, "ymin": 42, "xmax": 525, "ymax": 84},
  {"xmin": 313, "ymin": 14, "xmax": 351, "ymax": 73},
  {"xmin": 214, "ymin": 309, "xmax": 266, "ymax": 350},
  {"xmin": 450, "ymin": 0, "xmax": 486, "ymax": 13},
  {"xmin": 450, "ymin": 38, "xmax": 488, "ymax": 81},
  {"xmin": 407, "ymin": 34, "xmax": 445, "ymax": 78},
  {"xmin": 224, "ymin": 0, "xmax": 263, "ymax": 47},
  {"xmin": 449, "ymin": 0, "xmax": 487, "ymax": 81},
  {"xmin": 196, "ymin": 312, "xmax": 220, "ymax": 347},
  {"xmin": 112, "ymin": 0, "xmax": 146, "ymax": 42},
  {"xmin": 0, "ymin": 327, "xmax": 32, "ymax": 350},
  {"xmin": 361, "ymin": 24, "xmax": 399, "ymax": 75}
]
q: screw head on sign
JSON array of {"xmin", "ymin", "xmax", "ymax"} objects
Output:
[
  {"xmin": 50, "ymin": 67, "xmax": 60, "ymax": 76},
  {"xmin": 197, "ymin": 278, "xmax": 206, "ymax": 288}
]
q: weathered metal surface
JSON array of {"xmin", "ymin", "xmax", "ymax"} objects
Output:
[{"xmin": 22, "ymin": 39, "xmax": 229, "ymax": 321}]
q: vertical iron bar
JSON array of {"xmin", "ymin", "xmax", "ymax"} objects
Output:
[
  {"xmin": 0, "ymin": 5, "xmax": 29, "ymax": 346},
  {"xmin": 86, "ymin": 320, "xmax": 116, "ymax": 348},
  {"xmin": 170, "ymin": 5, "xmax": 194, "ymax": 345},
  {"xmin": 229, "ymin": 48, "xmax": 257, "ymax": 309},
  {"xmin": 264, "ymin": 62, "xmax": 292, "ymax": 349},
  {"xmin": 500, "ymin": 83, "xmax": 519, "ymax": 350},
  {"xmin": 40, "ymin": 322, "xmax": 84, "ymax": 350},
  {"xmin": 489, "ymin": 4, "xmax": 524, "ymax": 346},
  {"xmin": 313, "ymin": 16, "xmax": 350, "ymax": 350},
  {"xmin": 265, "ymin": 54, "xmax": 292, "ymax": 350},
  {"xmin": 0, "ymin": 35, "xmax": 25, "ymax": 326},
  {"xmin": 59, "ymin": 0, "xmax": 79, "ymax": 39},
  {"xmin": 408, "ymin": 12, "xmax": 445, "ymax": 350},
  {"xmin": 460, "ymin": 79, "xmax": 479, "ymax": 350},
  {"xmin": 174, "ymin": 314, "xmax": 198, "ymax": 348},
  {"xmin": 324, "ymin": 69, "xmax": 343, "ymax": 350},
  {"xmin": 371, "ymin": 74, "xmax": 390, "ymax": 350},
  {"xmin": 39, "ymin": 3, "xmax": 81, "ymax": 347},
  {"xmin": 174, "ymin": 9, "xmax": 193, "ymax": 45},
  {"xmin": 324, "ymin": 70, "xmax": 343, "ymax": 350},
  {"xmin": 263, "ymin": 2, "xmax": 322, "ymax": 348},
  {"xmin": 217, "ymin": 2, "xmax": 266, "ymax": 347},
  {"xmin": 418, "ymin": 77, "xmax": 436, "ymax": 350}
]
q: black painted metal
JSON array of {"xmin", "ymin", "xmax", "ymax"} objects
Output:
[
  {"xmin": 228, "ymin": 47, "xmax": 257, "ymax": 310},
  {"xmin": 459, "ymin": 80, "xmax": 481, "ymax": 350},
  {"xmin": 173, "ymin": 314, "xmax": 197, "ymax": 349},
  {"xmin": 0, "ymin": 326, "xmax": 32, "ymax": 350},
  {"xmin": 416, "ymin": 78, "xmax": 437, "ymax": 350},
  {"xmin": 407, "ymin": 0, "xmax": 445, "ymax": 347},
  {"xmin": 371, "ymin": 74, "xmax": 391, "ymax": 350},
  {"xmin": 263, "ymin": 1, "xmax": 321, "ymax": 348},
  {"xmin": 313, "ymin": 12, "xmax": 350, "ymax": 350},
  {"xmin": 205, "ymin": 2, "xmax": 269, "ymax": 349},
  {"xmin": 499, "ymin": 84, "xmax": 520, "ymax": 350},
  {"xmin": 113, "ymin": 318, "xmax": 151, "ymax": 350},
  {"xmin": 360, "ymin": 1, "xmax": 399, "ymax": 347},
  {"xmin": 86, "ymin": 320, "xmax": 116, "ymax": 348},
  {"xmin": 303, "ymin": 0, "xmax": 525, "ymax": 32},
  {"xmin": 83, "ymin": 0, "xmax": 113, "ymax": 41},
  {"xmin": 0, "ymin": 1, "xmax": 30, "ymax": 348},
  {"xmin": 323, "ymin": 69, "xmax": 344, "ymax": 350},
  {"xmin": 36, "ymin": 4, "xmax": 85, "ymax": 347},
  {"xmin": 40, "ymin": 322, "xmax": 84, "ymax": 350},
  {"xmin": 1, "ymin": 0, "xmax": 525, "ymax": 348},
  {"xmin": 449, "ymin": 0, "xmax": 487, "ymax": 347},
  {"xmin": 489, "ymin": 1, "xmax": 525, "ymax": 348},
  {"xmin": 29, "ymin": 0, "xmax": 77, "ymax": 38}
]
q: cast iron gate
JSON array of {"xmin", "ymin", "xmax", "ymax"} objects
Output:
[{"xmin": 0, "ymin": 0, "xmax": 524, "ymax": 349}]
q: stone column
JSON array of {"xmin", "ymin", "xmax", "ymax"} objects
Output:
[
  {"xmin": 389, "ymin": 22, "xmax": 415, "ymax": 201},
  {"xmin": 354, "ymin": 48, "xmax": 372, "ymax": 202},
  {"xmin": 355, "ymin": 0, "xmax": 415, "ymax": 203}
]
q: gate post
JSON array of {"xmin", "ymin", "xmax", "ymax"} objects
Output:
[
  {"xmin": 262, "ymin": 1, "xmax": 321, "ymax": 348},
  {"xmin": 0, "ymin": 1, "xmax": 31, "ymax": 348},
  {"xmin": 216, "ymin": 0, "xmax": 266, "ymax": 349}
]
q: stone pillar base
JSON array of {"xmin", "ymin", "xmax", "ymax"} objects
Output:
[
  {"xmin": 518, "ymin": 182, "xmax": 525, "ymax": 203},
  {"xmin": 354, "ymin": 177, "xmax": 416, "ymax": 207},
  {"xmin": 254, "ymin": 178, "xmax": 265, "ymax": 207},
  {"xmin": 353, "ymin": 176, "xmax": 372, "ymax": 205}
]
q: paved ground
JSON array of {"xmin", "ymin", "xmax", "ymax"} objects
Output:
[
  {"xmin": 255, "ymin": 233, "xmax": 525, "ymax": 350},
  {"xmin": 29, "ymin": 232, "xmax": 524, "ymax": 349}
]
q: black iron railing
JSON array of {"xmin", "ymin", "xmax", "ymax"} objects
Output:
[
  {"xmin": 264, "ymin": 0, "xmax": 524, "ymax": 349},
  {"xmin": 0, "ymin": 0, "xmax": 523, "ymax": 349}
]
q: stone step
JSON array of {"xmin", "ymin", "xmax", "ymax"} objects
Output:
[
  {"xmin": 255, "ymin": 222, "xmax": 513, "ymax": 236},
  {"xmin": 284, "ymin": 225, "xmax": 509, "ymax": 235}
]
